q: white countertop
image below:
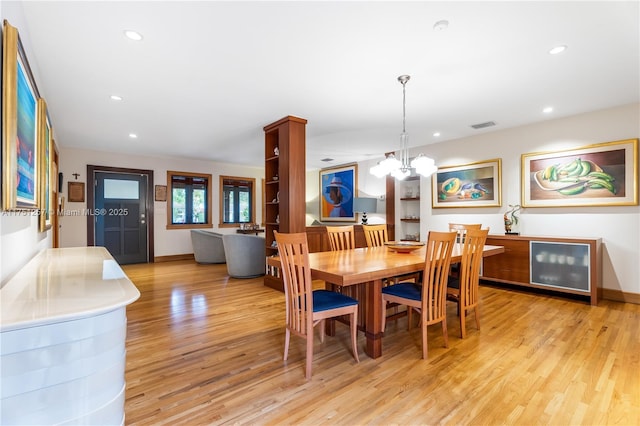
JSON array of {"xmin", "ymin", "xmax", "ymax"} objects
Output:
[{"xmin": 1, "ymin": 247, "xmax": 140, "ymax": 332}]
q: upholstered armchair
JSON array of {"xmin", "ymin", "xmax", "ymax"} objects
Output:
[
  {"xmin": 222, "ymin": 234, "xmax": 266, "ymax": 278},
  {"xmin": 190, "ymin": 230, "xmax": 226, "ymax": 264}
]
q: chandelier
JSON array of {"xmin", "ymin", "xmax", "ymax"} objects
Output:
[{"xmin": 369, "ymin": 75, "xmax": 437, "ymax": 180}]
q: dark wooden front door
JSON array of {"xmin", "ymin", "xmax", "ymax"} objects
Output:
[{"xmin": 87, "ymin": 166, "xmax": 154, "ymax": 264}]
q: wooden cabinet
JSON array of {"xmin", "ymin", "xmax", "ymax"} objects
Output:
[
  {"xmin": 482, "ymin": 237, "xmax": 530, "ymax": 284},
  {"xmin": 481, "ymin": 234, "xmax": 601, "ymax": 305},
  {"xmin": 263, "ymin": 116, "xmax": 307, "ymax": 291}
]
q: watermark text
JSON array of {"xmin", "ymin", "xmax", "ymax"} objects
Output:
[{"xmin": 1, "ymin": 208, "xmax": 130, "ymax": 217}]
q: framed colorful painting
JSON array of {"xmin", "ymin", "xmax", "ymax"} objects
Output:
[
  {"xmin": 2, "ymin": 20, "xmax": 41, "ymax": 210},
  {"xmin": 521, "ymin": 139, "xmax": 638, "ymax": 207},
  {"xmin": 320, "ymin": 164, "xmax": 357, "ymax": 222},
  {"xmin": 431, "ymin": 159, "xmax": 502, "ymax": 208}
]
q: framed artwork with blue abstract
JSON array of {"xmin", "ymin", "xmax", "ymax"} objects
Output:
[
  {"xmin": 320, "ymin": 164, "xmax": 357, "ymax": 222},
  {"xmin": 2, "ymin": 20, "xmax": 41, "ymax": 210},
  {"xmin": 431, "ymin": 158, "xmax": 502, "ymax": 208}
]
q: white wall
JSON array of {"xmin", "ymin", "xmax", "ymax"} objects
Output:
[
  {"xmin": 1, "ymin": 2, "xmax": 53, "ymax": 285},
  {"xmin": 410, "ymin": 104, "xmax": 638, "ymax": 295},
  {"xmin": 59, "ymin": 147, "xmax": 264, "ymax": 257},
  {"xmin": 417, "ymin": 103, "xmax": 639, "ymax": 294}
]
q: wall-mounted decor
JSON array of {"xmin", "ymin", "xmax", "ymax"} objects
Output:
[
  {"xmin": 320, "ymin": 163, "xmax": 357, "ymax": 222},
  {"xmin": 2, "ymin": 21, "xmax": 41, "ymax": 210},
  {"xmin": 154, "ymin": 184, "xmax": 167, "ymax": 202},
  {"xmin": 521, "ymin": 138, "xmax": 638, "ymax": 207},
  {"xmin": 432, "ymin": 158, "xmax": 502, "ymax": 208},
  {"xmin": 68, "ymin": 182, "xmax": 85, "ymax": 203},
  {"xmin": 38, "ymin": 99, "xmax": 53, "ymax": 231}
]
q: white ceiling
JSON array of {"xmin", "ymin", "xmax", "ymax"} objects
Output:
[{"xmin": 14, "ymin": 1, "xmax": 640, "ymax": 170}]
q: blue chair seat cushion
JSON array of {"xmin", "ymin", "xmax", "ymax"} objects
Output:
[
  {"xmin": 381, "ymin": 283, "xmax": 422, "ymax": 301},
  {"xmin": 312, "ymin": 290, "xmax": 358, "ymax": 312}
]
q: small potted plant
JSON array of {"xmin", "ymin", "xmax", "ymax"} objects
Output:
[{"xmin": 504, "ymin": 204, "xmax": 522, "ymax": 235}]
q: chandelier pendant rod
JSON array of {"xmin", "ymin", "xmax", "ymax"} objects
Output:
[{"xmin": 400, "ymin": 75, "xmax": 410, "ymax": 171}]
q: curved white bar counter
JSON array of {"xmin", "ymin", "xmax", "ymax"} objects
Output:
[{"xmin": 0, "ymin": 247, "xmax": 140, "ymax": 425}]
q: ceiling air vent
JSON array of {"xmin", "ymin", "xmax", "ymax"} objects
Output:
[
  {"xmin": 320, "ymin": 158, "xmax": 334, "ymax": 162},
  {"xmin": 471, "ymin": 121, "xmax": 496, "ymax": 129}
]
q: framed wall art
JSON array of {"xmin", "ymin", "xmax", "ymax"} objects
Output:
[
  {"xmin": 154, "ymin": 184, "xmax": 167, "ymax": 202},
  {"xmin": 320, "ymin": 163, "xmax": 357, "ymax": 222},
  {"xmin": 2, "ymin": 20, "xmax": 41, "ymax": 210},
  {"xmin": 68, "ymin": 182, "xmax": 85, "ymax": 203},
  {"xmin": 521, "ymin": 139, "xmax": 638, "ymax": 207},
  {"xmin": 38, "ymin": 99, "xmax": 53, "ymax": 231},
  {"xmin": 431, "ymin": 159, "xmax": 502, "ymax": 208}
]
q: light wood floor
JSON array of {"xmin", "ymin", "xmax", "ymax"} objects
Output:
[{"xmin": 122, "ymin": 260, "xmax": 640, "ymax": 425}]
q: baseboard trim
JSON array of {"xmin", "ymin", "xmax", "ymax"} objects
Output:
[
  {"xmin": 481, "ymin": 279, "xmax": 640, "ymax": 305},
  {"xmin": 154, "ymin": 253, "xmax": 195, "ymax": 263},
  {"xmin": 601, "ymin": 288, "xmax": 640, "ymax": 305}
]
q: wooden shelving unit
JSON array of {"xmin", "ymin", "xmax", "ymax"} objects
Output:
[
  {"xmin": 263, "ymin": 116, "xmax": 307, "ymax": 291},
  {"xmin": 398, "ymin": 175, "xmax": 421, "ymax": 241}
]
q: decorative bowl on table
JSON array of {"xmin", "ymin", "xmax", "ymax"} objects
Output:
[{"xmin": 384, "ymin": 241, "xmax": 425, "ymax": 253}]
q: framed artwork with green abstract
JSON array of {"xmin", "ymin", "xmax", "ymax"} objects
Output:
[{"xmin": 521, "ymin": 139, "xmax": 638, "ymax": 207}]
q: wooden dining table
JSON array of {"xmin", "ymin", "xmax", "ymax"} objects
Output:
[{"xmin": 307, "ymin": 243, "xmax": 505, "ymax": 359}]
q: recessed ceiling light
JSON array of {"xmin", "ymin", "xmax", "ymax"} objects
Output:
[
  {"xmin": 110, "ymin": 95, "xmax": 123, "ymax": 101},
  {"xmin": 549, "ymin": 45, "xmax": 567, "ymax": 55},
  {"xmin": 543, "ymin": 106, "xmax": 554, "ymax": 113},
  {"xmin": 129, "ymin": 133, "xmax": 138, "ymax": 139},
  {"xmin": 124, "ymin": 30, "xmax": 143, "ymax": 41},
  {"xmin": 433, "ymin": 132, "xmax": 441, "ymax": 137},
  {"xmin": 433, "ymin": 20, "xmax": 449, "ymax": 31}
]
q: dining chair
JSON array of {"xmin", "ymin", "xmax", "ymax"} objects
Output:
[
  {"xmin": 274, "ymin": 231, "xmax": 360, "ymax": 380},
  {"xmin": 448, "ymin": 223, "xmax": 481, "ymax": 278},
  {"xmin": 325, "ymin": 224, "xmax": 356, "ymax": 295},
  {"xmin": 447, "ymin": 228, "xmax": 489, "ymax": 338},
  {"xmin": 449, "ymin": 223, "xmax": 481, "ymax": 249},
  {"xmin": 362, "ymin": 224, "xmax": 388, "ymax": 248},
  {"xmin": 324, "ymin": 225, "xmax": 357, "ymax": 307},
  {"xmin": 362, "ymin": 223, "xmax": 419, "ymax": 282},
  {"xmin": 381, "ymin": 231, "xmax": 457, "ymax": 359},
  {"xmin": 326, "ymin": 225, "xmax": 356, "ymax": 251},
  {"xmin": 362, "ymin": 223, "xmax": 420, "ymax": 327}
]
